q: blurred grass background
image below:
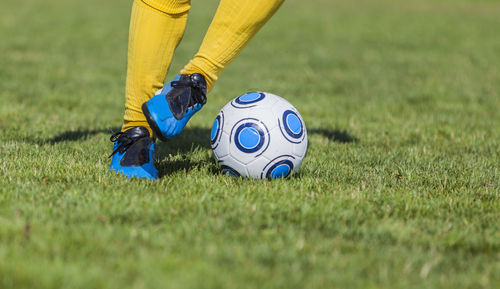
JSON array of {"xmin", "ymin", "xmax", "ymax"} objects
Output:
[{"xmin": 0, "ymin": 0, "xmax": 499, "ymax": 288}]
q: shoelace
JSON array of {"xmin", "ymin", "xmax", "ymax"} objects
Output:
[
  {"xmin": 109, "ymin": 131, "xmax": 135, "ymax": 158},
  {"xmin": 170, "ymin": 74, "xmax": 207, "ymax": 106}
]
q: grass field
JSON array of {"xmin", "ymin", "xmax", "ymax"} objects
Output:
[{"xmin": 1, "ymin": 0, "xmax": 499, "ymax": 288}]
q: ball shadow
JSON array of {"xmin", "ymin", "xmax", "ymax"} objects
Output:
[
  {"xmin": 20, "ymin": 125, "xmax": 358, "ymax": 178},
  {"xmin": 155, "ymin": 127, "xmax": 211, "ymax": 155},
  {"xmin": 308, "ymin": 128, "xmax": 358, "ymax": 143},
  {"xmin": 155, "ymin": 127, "xmax": 214, "ymax": 177}
]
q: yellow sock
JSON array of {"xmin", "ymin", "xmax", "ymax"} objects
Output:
[
  {"xmin": 181, "ymin": 0, "xmax": 284, "ymax": 92},
  {"xmin": 122, "ymin": 0, "xmax": 191, "ymax": 135}
]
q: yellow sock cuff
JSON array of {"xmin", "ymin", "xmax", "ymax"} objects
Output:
[
  {"xmin": 142, "ymin": 0, "xmax": 191, "ymax": 14},
  {"xmin": 181, "ymin": 54, "xmax": 223, "ymax": 92},
  {"xmin": 122, "ymin": 120, "xmax": 153, "ymax": 137}
]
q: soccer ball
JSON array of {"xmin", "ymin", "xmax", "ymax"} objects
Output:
[{"xmin": 210, "ymin": 92, "xmax": 308, "ymax": 179}]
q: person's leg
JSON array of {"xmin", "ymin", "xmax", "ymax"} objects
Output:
[
  {"xmin": 181, "ymin": 0, "xmax": 285, "ymax": 92},
  {"xmin": 123, "ymin": 0, "xmax": 191, "ymax": 135},
  {"xmin": 110, "ymin": 0, "xmax": 191, "ymax": 180},
  {"xmin": 142, "ymin": 0, "xmax": 284, "ymax": 141}
]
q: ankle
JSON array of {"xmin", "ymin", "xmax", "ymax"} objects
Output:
[{"xmin": 122, "ymin": 122, "xmax": 154, "ymax": 138}]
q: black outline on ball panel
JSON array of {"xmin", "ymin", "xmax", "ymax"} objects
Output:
[
  {"xmin": 282, "ymin": 110, "xmax": 303, "ymax": 138},
  {"xmin": 234, "ymin": 123, "xmax": 265, "ymax": 153},
  {"xmin": 230, "ymin": 92, "xmax": 266, "ymax": 109},
  {"xmin": 266, "ymin": 160, "xmax": 294, "ymax": 179},
  {"xmin": 260, "ymin": 154, "xmax": 296, "ymax": 179},
  {"xmin": 230, "ymin": 118, "xmax": 265, "ymax": 142},
  {"xmin": 254, "ymin": 133, "xmax": 271, "ymax": 158},
  {"xmin": 278, "ymin": 116, "xmax": 306, "ymax": 144},
  {"xmin": 220, "ymin": 165, "xmax": 241, "ymax": 177},
  {"xmin": 230, "ymin": 103, "xmax": 257, "ymax": 109},
  {"xmin": 210, "ymin": 115, "xmax": 221, "ymax": 144},
  {"xmin": 235, "ymin": 92, "xmax": 265, "ymax": 104},
  {"xmin": 228, "ymin": 118, "xmax": 270, "ymax": 157},
  {"xmin": 211, "ymin": 111, "xmax": 225, "ymax": 150}
]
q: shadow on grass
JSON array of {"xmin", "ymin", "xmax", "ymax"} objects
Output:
[
  {"xmin": 25, "ymin": 126, "xmax": 357, "ymax": 145},
  {"xmin": 24, "ymin": 127, "xmax": 121, "ymax": 145},
  {"xmin": 308, "ymin": 128, "xmax": 358, "ymax": 143},
  {"xmin": 155, "ymin": 155, "xmax": 220, "ymax": 177},
  {"xmin": 156, "ymin": 127, "xmax": 211, "ymax": 154},
  {"xmin": 153, "ymin": 127, "xmax": 358, "ymax": 177},
  {"xmin": 154, "ymin": 127, "xmax": 215, "ymax": 177},
  {"xmin": 22, "ymin": 126, "xmax": 357, "ymax": 177}
]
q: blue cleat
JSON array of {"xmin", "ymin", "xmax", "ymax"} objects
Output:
[
  {"xmin": 109, "ymin": 126, "xmax": 159, "ymax": 180},
  {"xmin": 142, "ymin": 73, "xmax": 207, "ymax": 141}
]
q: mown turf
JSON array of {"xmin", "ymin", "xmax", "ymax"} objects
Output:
[{"xmin": 0, "ymin": 0, "xmax": 499, "ymax": 288}]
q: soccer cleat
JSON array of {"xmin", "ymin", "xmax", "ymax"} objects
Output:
[
  {"xmin": 109, "ymin": 126, "xmax": 159, "ymax": 180},
  {"xmin": 142, "ymin": 73, "xmax": 207, "ymax": 142}
]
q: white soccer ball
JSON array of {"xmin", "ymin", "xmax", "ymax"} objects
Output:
[{"xmin": 210, "ymin": 92, "xmax": 308, "ymax": 179}]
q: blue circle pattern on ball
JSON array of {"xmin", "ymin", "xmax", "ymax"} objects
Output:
[
  {"xmin": 266, "ymin": 160, "xmax": 294, "ymax": 179},
  {"xmin": 282, "ymin": 110, "xmax": 303, "ymax": 139},
  {"xmin": 239, "ymin": 127, "xmax": 260, "ymax": 149},
  {"xmin": 221, "ymin": 165, "xmax": 240, "ymax": 177},
  {"xmin": 287, "ymin": 114, "xmax": 302, "ymax": 134},
  {"xmin": 211, "ymin": 115, "xmax": 221, "ymax": 145},
  {"xmin": 223, "ymin": 168, "xmax": 239, "ymax": 177},
  {"xmin": 271, "ymin": 164, "xmax": 290, "ymax": 178},
  {"xmin": 235, "ymin": 92, "xmax": 265, "ymax": 104},
  {"xmin": 234, "ymin": 123, "xmax": 265, "ymax": 153}
]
